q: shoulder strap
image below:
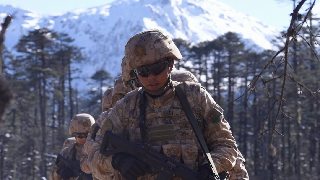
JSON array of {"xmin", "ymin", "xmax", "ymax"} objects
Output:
[
  {"xmin": 72, "ymin": 144, "xmax": 77, "ymax": 161},
  {"xmin": 175, "ymin": 83, "xmax": 220, "ymax": 178},
  {"xmin": 138, "ymin": 90, "xmax": 147, "ymax": 144}
]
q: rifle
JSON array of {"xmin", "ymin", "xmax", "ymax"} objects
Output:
[
  {"xmin": 56, "ymin": 154, "xmax": 93, "ymax": 180},
  {"xmin": 100, "ymin": 130, "xmax": 220, "ymax": 180}
]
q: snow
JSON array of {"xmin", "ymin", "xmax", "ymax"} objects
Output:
[{"xmin": 0, "ymin": 0, "xmax": 280, "ymax": 90}]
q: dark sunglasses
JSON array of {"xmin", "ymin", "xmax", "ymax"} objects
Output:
[
  {"xmin": 73, "ymin": 133, "xmax": 88, "ymax": 139},
  {"xmin": 134, "ymin": 59, "xmax": 170, "ymax": 77}
]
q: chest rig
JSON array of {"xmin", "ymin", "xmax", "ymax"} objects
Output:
[{"xmin": 138, "ymin": 83, "xmax": 220, "ymax": 179}]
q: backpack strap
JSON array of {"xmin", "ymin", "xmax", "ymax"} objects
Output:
[
  {"xmin": 175, "ymin": 83, "xmax": 220, "ymax": 179},
  {"xmin": 138, "ymin": 90, "xmax": 147, "ymax": 144}
]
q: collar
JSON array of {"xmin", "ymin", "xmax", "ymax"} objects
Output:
[{"xmin": 145, "ymin": 83, "xmax": 175, "ymax": 109}]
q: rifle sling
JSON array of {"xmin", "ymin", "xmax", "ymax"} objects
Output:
[
  {"xmin": 175, "ymin": 84, "xmax": 219, "ymax": 177},
  {"xmin": 138, "ymin": 85, "xmax": 219, "ymax": 177},
  {"xmin": 72, "ymin": 144, "xmax": 77, "ymax": 162}
]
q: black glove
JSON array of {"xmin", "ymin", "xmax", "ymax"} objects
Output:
[
  {"xmin": 198, "ymin": 163, "xmax": 213, "ymax": 180},
  {"xmin": 57, "ymin": 167, "xmax": 75, "ymax": 180},
  {"xmin": 111, "ymin": 152, "xmax": 150, "ymax": 180}
]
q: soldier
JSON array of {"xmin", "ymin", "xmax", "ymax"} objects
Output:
[
  {"xmin": 71, "ymin": 88, "xmax": 113, "ymax": 180},
  {"xmin": 51, "ymin": 113, "xmax": 95, "ymax": 180},
  {"xmin": 112, "ymin": 74, "xmax": 133, "ymax": 103},
  {"xmin": 80, "ymin": 88, "xmax": 114, "ymax": 179},
  {"xmin": 122, "ymin": 49, "xmax": 249, "ymax": 180},
  {"xmin": 81, "ymin": 76, "xmax": 132, "ymax": 178},
  {"xmin": 102, "ymin": 87, "xmax": 114, "ymax": 112},
  {"xmin": 87, "ymin": 29, "xmax": 238, "ymax": 180}
]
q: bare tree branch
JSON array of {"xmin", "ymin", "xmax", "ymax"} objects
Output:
[{"xmin": 236, "ymin": 0, "xmax": 320, "ymax": 147}]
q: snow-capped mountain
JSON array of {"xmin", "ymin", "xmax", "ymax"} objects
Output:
[{"xmin": 0, "ymin": 0, "xmax": 279, "ymax": 89}]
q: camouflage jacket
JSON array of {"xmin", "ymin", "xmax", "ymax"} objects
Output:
[
  {"xmin": 51, "ymin": 143, "xmax": 87, "ymax": 180},
  {"xmin": 229, "ymin": 150, "xmax": 249, "ymax": 180},
  {"xmin": 81, "ymin": 110, "xmax": 111, "ymax": 177},
  {"xmin": 87, "ymin": 81, "xmax": 238, "ymax": 180},
  {"xmin": 62, "ymin": 137, "xmax": 76, "ymax": 149}
]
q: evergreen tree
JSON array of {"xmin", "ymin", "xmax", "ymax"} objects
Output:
[{"xmin": 221, "ymin": 32, "xmax": 245, "ymax": 131}]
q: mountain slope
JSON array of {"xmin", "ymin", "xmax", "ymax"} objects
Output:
[{"xmin": 0, "ymin": 0, "xmax": 279, "ymax": 87}]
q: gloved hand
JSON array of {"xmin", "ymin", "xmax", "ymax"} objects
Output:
[
  {"xmin": 198, "ymin": 163, "xmax": 213, "ymax": 180},
  {"xmin": 57, "ymin": 167, "xmax": 75, "ymax": 180},
  {"xmin": 111, "ymin": 152, "xmax": 150, "ymax": 180}
]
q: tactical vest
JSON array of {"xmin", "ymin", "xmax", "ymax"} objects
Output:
[{"xmin": 120, "ymin": 81, "xmax": 222, "ymax": 171}]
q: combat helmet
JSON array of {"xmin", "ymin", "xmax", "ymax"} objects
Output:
[
  {"xmin": 112, "ymin": 75, "xmax": 131, "ymax": 103},
  {"xmin": 102, "ymin": 87, "xmax": 114, "ymax": 112},
  {"xmin": 122, "ymin": 29, "xmax": 182, "ymax": 86},
  {"xmin": 69, "ymin": 113, "xmax": 95, "ymax": 135},
  {"xmin": 121, "ymin": 56, "xmax": 137, "ymax": 87}
]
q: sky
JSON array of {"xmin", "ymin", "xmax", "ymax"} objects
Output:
[{"xmin": 0, "ymin": 0, "xmax": 318, "ymax": 31}]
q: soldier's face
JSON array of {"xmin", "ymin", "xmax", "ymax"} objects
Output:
[
  {"xmin": 75, "ymin": 135, "xmax": 87, "ymax": 145},
  {"xmin": 136, "ymin": 58, "xmax": 173, "ymax": 91}
]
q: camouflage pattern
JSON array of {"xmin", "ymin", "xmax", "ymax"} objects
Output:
[
  {"xmin": 69, "ymin": 113, "xmax": 95, "ymax": 135},
  {"xmin": 51, "ymin": 144, "xmax": 88, "ymax": 180},
  {"xmin": 81, "ymin": 81, "xmax": 129, "ymax": 178},
  {"xmin": 171, "ymin": 68, "xmax": 198, "ymax": 83},
  {"xmin": 112, "ymin": 75, "xmax": 132, "ymax": 104},
  {"xmin": 81, "ymin": 110, "xmax": 113, "ymax": 179},
  {"xmin": 122, "ymin": 29, "xmax": 182, "ymax": 85},
  {"xmin": 102, "ymin": 87, "xmax": 114, "ymax": 112},
  {"xmin": 229, "ymin": 150, "xmax": 249, "ymax": 180},
  {"xmin": 121, "ymin": 56, "xmax": 133, "ymax": 86},
  {"xmin": 87, "ymin": 81, "xmax": 238, "ymax": 180},
  {"xmin": 62, "ymin": 137, "xmax": 76, "ymax": 149}
]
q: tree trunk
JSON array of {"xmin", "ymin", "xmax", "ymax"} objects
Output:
[
  {"xmin": 204, "ymin": 54, "xmax": 208, "ymax": 90},
  {"xmin": 39, "ymin": 50, "xmax": 48, "ymax": 178},
  {"xmin": 243, "ymin": 66, "xmax": 248, "ymax": 159},
  {"xmin": 51, "ymin": 96, "xmax": 56, "ymax": 149},
  {"xmin": 0, "ymin": 135, "xmax": 4, "ymax": 180},
  {"xmin": 253, "ymin": 86, "xmax": 259, "ymax": 176},
  {"xmin": 227, "ymin": 55, "xmax": 234, "ymax": 130},
  {"xmin": 68, "ymin": 59, "xmax": 74, "ymax": 119}
]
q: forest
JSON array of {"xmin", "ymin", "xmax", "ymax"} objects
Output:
[{"xmin": 0, "ymin": 0, "xmax": 320, "ymax": 180}]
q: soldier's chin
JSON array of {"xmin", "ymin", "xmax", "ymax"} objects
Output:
[
  {"xmin": 78, "ymin": 140, "xmax": 86, "ymax": 145},
  {"xmin": 146, "ymin": 84, "xmax": 160, "ymax": 90}
]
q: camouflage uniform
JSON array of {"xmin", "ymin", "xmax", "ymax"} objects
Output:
[
  {"xmin": 151, "ymin": 68, "xmax": 249, "ymax": 180},
  {"xmin": 87, "ymin": 29, "xmax": 239, "ymax": 180},
  {"xmin": 51, "ymin": 113, "xmax": 95, "ymax": 180},
  {"xmin": 62, "ymin": 137, "xmax": 76, "ymax": 149},
  {"xmin": 102, "ymin": 87, "xmax": 114, "ymax": 113},
  {"xmin": 82, "ymin": 75, "xmax": 132, "ymax": 178},
  {"xmin": 171, "ymin": 68, "xmax": 198, "ymax": 83},
  {"xmin": 229, "ymin": 150, "xmax": 249, "ymax": 180},
  {"xmin": 112, "ymin": 74, "xmax": 132, "ymax": 103},
  {"xmin": 81, "ymin": 87, "xmax": 114, "ymax": 177}
]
